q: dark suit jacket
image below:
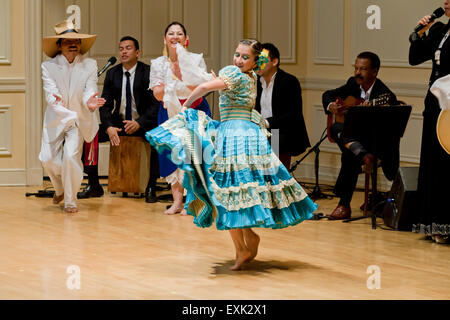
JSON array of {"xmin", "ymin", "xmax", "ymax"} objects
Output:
[
  {"xmin": 322, "ymin": 77, "xmax": 400, "ymax": 181},
  {"xmin": 100, "ymin": 61, "xmax": 159, "ymax": 136},
  {"xmin": 322, "ymin": 77, "xmax": 398, "ymax": 114},
  {"xmin": 255, "ymin": 69, "xmax": 310, "ymax": 156}
]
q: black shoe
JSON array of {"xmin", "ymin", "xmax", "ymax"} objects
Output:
[
  {"xmin": 77, "ymin": 184, "xmax": 104, "ymax": 199},
  {"xmin": 145, "ymin": 188, "xmax": 157, "ymax": 203}
]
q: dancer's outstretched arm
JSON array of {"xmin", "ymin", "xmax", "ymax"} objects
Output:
[
  {"xmin": 182, "ymin": 78, "xmax": 227, "ymax": 110},
  {"xmin": 152, "ymin": 84, "xmax": 165, "ymax": 101}
]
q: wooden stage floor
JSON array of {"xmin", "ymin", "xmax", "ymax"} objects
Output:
[{"xmin": 1, "ymin": 181, "xmax": 449, "ymax": 300}]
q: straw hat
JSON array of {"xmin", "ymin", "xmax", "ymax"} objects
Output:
[{"xmin": 42, "ymin": 20, "xmax": 97, "ymax": 58}]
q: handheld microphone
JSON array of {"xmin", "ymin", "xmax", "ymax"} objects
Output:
[
  {"xmin": 414, "ymin": 7, "xmax": 445, "ymax": 33},
  {"xmin": 97, "ymin": 56, "xmax": 117, "ymax": 77}
]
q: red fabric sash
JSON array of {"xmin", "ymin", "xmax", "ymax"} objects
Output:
[
  {"xmin": 83, "ymin": 132, "xmax": 98, "ymax": 166},
  {"xmin": 180, "ymin": 97, "xmax": 203, "ymax": 109},
  {"xmin": 162, "ymin": 97, "xmax": 203, "ymax": 109}
]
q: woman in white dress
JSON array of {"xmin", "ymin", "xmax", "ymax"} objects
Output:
[{"xmin": 150, "ymin": 21, "xmax": 212, "ymax": 215}]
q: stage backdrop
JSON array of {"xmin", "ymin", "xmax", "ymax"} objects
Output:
[
  {"xmin": 0, "ymin": 0, "xmax": 441, "ymax": 185},
  {"xmin": 297, "ymin": 0, "xmax": 443, "ymax": 189},
  {"xmin": 41, "ymin": 0, "xmax": 224, "ymax": 176}
]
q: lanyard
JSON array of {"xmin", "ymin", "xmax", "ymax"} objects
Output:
[{"xmin": 435, "ymin": 31, "xmax": 450, "ymax": 66}]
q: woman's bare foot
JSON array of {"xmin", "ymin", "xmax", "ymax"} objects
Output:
[
  {"xmin": 180, "ymin": 209, "xmax": 188, "ymax": 216},
  {"xmin": 53, "ymin": 193, "xmax": 64, "ymax": 204},
  {"xmin": 245, "ymin": 233, "xmax": 260, "ymax": 262},
  {"xmin": 230, "ymin": 250, "xmax": 252, "ymax": 271},
  {"xmin": 164, "ymin": 204, "xmax": 184, "ymax": 215},
  {"xmin": 64, "ymin": 206, "xmax": 78, "ymax": 213}
]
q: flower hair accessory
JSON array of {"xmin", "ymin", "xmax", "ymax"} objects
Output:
[{"xmin": 255, "ymin": 49, "xmax": 269, "ymax": 71}]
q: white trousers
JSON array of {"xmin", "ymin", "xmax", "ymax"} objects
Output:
[{"xmin": 39, "ymin": 125, "xmax": 84, "ymax": 208}]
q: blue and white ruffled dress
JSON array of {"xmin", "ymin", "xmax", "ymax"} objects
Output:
[{"xmin": 146, "ymin": 65, "xmax": 317, "ymax": 230}]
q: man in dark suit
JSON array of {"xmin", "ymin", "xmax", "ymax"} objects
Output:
[
  {"xmin": 255, "ymin": 43, "xmax": 310, "ymax": 170},
  {"xmin": 322, "ymin": 51, "xmax": 398, "ymax": 219},
  {"xmin": 78, "ymin": 36, "xmax": 160, "ymax": 203}
]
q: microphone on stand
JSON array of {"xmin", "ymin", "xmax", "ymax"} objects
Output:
[
  {"xmin": 414, "ymin": 7, "xmax": 445, "ymax": 33},
  {"xmin": 97, "ymin": 56, "xmax": 117, "ymax": 77}
]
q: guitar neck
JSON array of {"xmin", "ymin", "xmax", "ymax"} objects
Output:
[{"xmin": 369, "ymin": 94, "xmax": 389, "ymax": 107}]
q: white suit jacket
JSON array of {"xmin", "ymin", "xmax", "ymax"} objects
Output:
[{"xmin": 41, "ymin": 54, "xmax": 99, "ymax": 144}]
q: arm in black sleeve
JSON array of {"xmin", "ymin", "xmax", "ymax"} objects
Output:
[
  {"xmin": 388, "ymin": 89, "xmax": 399, "ymax": 106},
  {"xmin": 135, "ymin": 65, "xmax": 160, "ymax": 131},
  {"xmin": 99, "ymin": 69, "xmax": 116, "ymax": 131},
  {"xmin": 409, "ymin": 22, "xmax": 444, "ymax": 66},
  {"xmin": 266, "ymin": 75, "xmax": 303, "ymax": 129},
  {"xmin": 322, "ymin": 78, "xmax": 354, "ymax": 114},
  {"xmin": 135, "ymin": 88, "xmax": 159, "ymax": 131},
  {"xmin": 376, "ymin": 80, "xmax": 399, "ymax": 106},
  {"xmin": 409, "ymin": 33, "xmax": 433, "ymax": 66}
]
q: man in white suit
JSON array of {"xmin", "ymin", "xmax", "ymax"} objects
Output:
[{"xmin": 39, "ymin": 20, "xmax": 106, "ymax": 213}]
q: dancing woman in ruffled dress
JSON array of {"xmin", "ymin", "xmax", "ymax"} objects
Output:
[{"xmin": 147, "ymin": 39, "xmax": 317, "ymax": 270}]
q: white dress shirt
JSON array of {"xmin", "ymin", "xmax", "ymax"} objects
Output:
[
  {"xmin": 120, "ymin": 63, "xmax": 139, "ymax": 120},
  {"xmin": 360, "ymin": 80, "xmax": 375, "ymax": 102},
  {"xmin": 65, "ymin": 55, "xmax": 80, "ymax": 87},
  {"xmin": 260, "ymin": 72, "xmax": 277, "ymax": 119}
]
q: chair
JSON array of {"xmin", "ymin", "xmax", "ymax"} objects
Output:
[
  {"xmin": 362, "ymin": 158, "xmax": 382, "ymax": 217},
  {"xmin": 108, "ymin": 136, "xmax": 150, "ymax": 194}
]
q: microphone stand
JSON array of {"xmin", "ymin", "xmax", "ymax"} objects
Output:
[
  {"xmin": 25, "ymin": 189, "xmax": 54, "ymax": 198},
  {"xmin": 289, "ymin": 127, "xmax": 335, "ymax": 200},
  {"xmin": 25, "ymin": 177, "xmax": 55, "ymax": 198}
]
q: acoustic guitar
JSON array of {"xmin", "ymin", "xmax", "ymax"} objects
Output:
[
  {"xmin": 326, "ymin": 93, "xmax": 391, "ymax": 143},
  {"xmin": 437, "ymin": 109, "xmax": 450, "ymax": 154}
]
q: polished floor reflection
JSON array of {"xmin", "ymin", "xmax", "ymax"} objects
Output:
[{"xmin": 1, "ymin": 182, "xmax": 449, "ymax": 299}]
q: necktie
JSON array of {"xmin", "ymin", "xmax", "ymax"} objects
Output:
[{"xmin": 125, "ymin": 71, "xmax": 132, "ymax": 120}]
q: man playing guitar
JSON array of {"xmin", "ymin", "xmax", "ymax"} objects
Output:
[{"xmin": 322, "ymin": 51, "xmax": 398, "ymax": 220}]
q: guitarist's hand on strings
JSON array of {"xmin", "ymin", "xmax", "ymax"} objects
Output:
[{"xmin": 329, "ymin": 99, "xmax": 343, "ymax": 114}]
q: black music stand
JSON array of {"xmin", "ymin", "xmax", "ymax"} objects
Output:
[{"xmin": 341, "ymin": 105, "xmax": 411, "ymax": 229}]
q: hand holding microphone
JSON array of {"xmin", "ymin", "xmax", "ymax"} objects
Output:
[
  {"xmin": 415, "ymin": 7, "xmax": 445, "ymax": 36},
  {"xmin": 416, "ymin": 15, "xmax": 434, "ymax": 36}
]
